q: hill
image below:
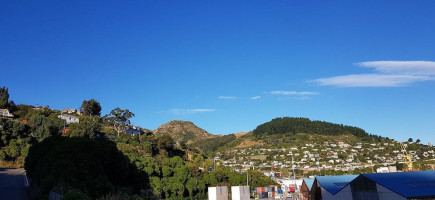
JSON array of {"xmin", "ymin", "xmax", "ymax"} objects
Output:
[
  {"xmin": 253, "ymin": 117, "xmax": 371, "ymax": 138},
  {"xmin": 153, "ymin": 120, "xmax": 214, "ymax": 144}
]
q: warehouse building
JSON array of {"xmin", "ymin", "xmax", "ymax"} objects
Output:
[
  {"xmin": 350, "ymin": 170, "xmax": 435, "ymax": 200},
  {"xmin": 313, "ymin": 175, "xmax": 358, "ymax": 200}
]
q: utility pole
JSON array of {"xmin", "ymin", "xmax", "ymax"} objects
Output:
[
  {"xmin": 246, "ymin": 171, "xmax": 249, "ymax": 186},
  {"xmin": 292, "ymin": 155, "xmax": 298, "ymax": 200}
]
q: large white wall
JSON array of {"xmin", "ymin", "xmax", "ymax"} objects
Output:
[
  {"xmin": 231, "ymin": 186, "xmax": 250, "ymax": 200},
  {"xmin": 376, "ymin": 184, "xmax": 406, "ymax": 200},
  {"xmin": 321, "ymin": 185, "xmax": 353, "ymax": 200},
  {"xmin": 208, "ymin": 186, "xmax": 228, "ymax": 200}
]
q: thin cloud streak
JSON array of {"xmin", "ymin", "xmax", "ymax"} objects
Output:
[
  {"xmin": 269, "ymin": 91, "xmax": 319, "ymax": 96},
  {"xmin": 218, "ymin": 96, "xmax": 237, "ymax": 99},
  {"xmin": 314, "ymin": 74, "xmax": 433, "ymax": 87},
  {"xmin": 358, "ymin": 61, "xmax": 435, "ymax": 76},
  {"xmin": 314, "ymin": 60, "xmax": 435, "ymax": 87},
  {"xmin": 168, "ymin": 108, "xmax": 216, "ymax": 115},
  {"xmin": 250, "ymin": 96, "xmax": 261, "ymax": 100}
]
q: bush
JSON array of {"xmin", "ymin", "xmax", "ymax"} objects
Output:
[
  {"xmin": 63, "ymin": 190, "xmax": 91, "ymax": 200},
  {"xmin": 25, "ymin": 137, "xmax": 147, "ymax": 199}
]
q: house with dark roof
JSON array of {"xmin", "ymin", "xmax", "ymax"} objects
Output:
[
  {"xmin": 314, "ymin": 175, "xmax": 358, "ymax": 200},
  {"xmin": 350, "ymin": 170, "xmax": 435, "ymax": 200}
]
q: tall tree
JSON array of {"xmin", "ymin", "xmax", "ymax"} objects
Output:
[
  {"xmin": 105, "ymin": 107, "xmax": 134, "ymax": 137},
  {"xmin": 0, "ymin": 87, "xmax": 9, "ymax": 108},
  {"xmin": 80, "ymin": 99, "xmax": 102, "ymax": 116}
]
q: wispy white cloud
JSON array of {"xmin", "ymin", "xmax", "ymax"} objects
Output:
[
  {"xmin": 314, "ymin": 60, "xmax": 435, "ymax": 87},
  {"xmin": 250, "ymin": 96, "xmax": 261, "ymax": 100},
  {"xmin": 168, "ymin": 108, "xmax": 216, "ymax": 115},
  {"xmin": 218, "ymin": 96, "xmax": 237, "ymax": 100},
  {"xmin": 269, "ymin": 91, "xmax": 319, "ymax": 96},
  {"xmin": 278, "ymin": 96, "xmax": 312, "ymax": 101},
  {"xmin": 358, "ymin": 61, "xmax": 435, "ymax": 76},
  {"xmin": 314, "ymin": 74, "xmax": 433, "ymax": 87}
]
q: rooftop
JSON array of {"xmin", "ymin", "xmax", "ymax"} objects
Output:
[
  {"xmin": 362, "ymin": 170, "xmax": 435, "ymax": 198},
  {"xmin": 315, "ymin": 174, "xmax": 358, "ymax": 195}
]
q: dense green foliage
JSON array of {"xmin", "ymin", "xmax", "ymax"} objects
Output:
[
  {"xmin": 253, "ymin": 117, "xmax": 371, "ymax": 138},
  {"xmin": 25, "ymin": 137, "xmax": 145, "ymax": 199},
  {"xmin": 29, "ymin": 113, "xmax": 64, "ymax": 140},
  {"xmin": 80, "ymin": 99, "xmax": 102, "ymax": 116},
  {"xmin": 190, "ymin": 134, "xmax": 237, "ymax": 155},
  {"xmin": 0, "ymin": 118, "xmax": 33, "ymax": 164},
  {"xmin": 66, "ymin": 116, "xmax": 102, "ymax": 138},
  {"xmin": 0, "ymin": 108, "xmax": 63, "ymax": 166},
  {"xmin": 115, "ymin": 133, "xmax": 277, "ymax": 199},
  {"xmin": 0, "ymin": 86, "xmax": 9, "ymax": 108}
]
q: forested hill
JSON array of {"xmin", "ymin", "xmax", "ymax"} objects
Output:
[{"xmin": 253, "ymin": 117, "xmax": 372, "ymax": 138}]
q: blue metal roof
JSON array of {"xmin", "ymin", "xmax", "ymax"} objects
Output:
[
  {"xmin": 315, "ymin": 175, "xmax": 358, "ymax": 195},
  {"xmin": 303, "ymin": 178, "xmax": 315, "ymax": 191},
  {"xmin": 362, "ymin": 170, "xmax": 435, "ymax": 198}
]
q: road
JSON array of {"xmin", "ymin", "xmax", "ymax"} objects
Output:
[{"xmin": 0, "ymin": 168, "xmax": 30, "ymax": 200}]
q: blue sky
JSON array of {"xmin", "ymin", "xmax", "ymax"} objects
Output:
[{"xmin": 1, "ymin": 1, "xmax": 435, "ymax": 143}]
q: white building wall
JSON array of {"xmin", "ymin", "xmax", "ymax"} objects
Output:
[
  {"xmin": 231, "ymin": 186, "xmax": 250, "ymax": 200},
  {"xmin": 208, "ymin": 186, "xmax": 228, "ymax": 200},
  {"xmin": 321, "ymin": 185, "xmax": 353, "ymax": 200},
  {"xmin": 376, "ymin": 183, "xmax": 406, "ymax": 200}
]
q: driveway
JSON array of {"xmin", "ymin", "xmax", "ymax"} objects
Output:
[{"xmin": 0, "ymin": 168, "xmax": 30, "ymax": 200}]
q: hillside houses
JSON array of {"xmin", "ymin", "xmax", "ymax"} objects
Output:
[{"xmin": 217, "ymin": 139, "xmax": 435, "ymax": 174}]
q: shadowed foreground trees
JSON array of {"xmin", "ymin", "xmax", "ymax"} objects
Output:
[{"xmin": 24, "ymin": 137, "xmax": 146, "ymax": 199}]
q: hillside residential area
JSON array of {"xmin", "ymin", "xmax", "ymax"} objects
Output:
[
  {"xmin": 3, "ymin": 1, "xmax": 435, "ymax": 199},
  {"xmin": 217, "ymin": 141, "xmax": 435, "ymax": 174}
]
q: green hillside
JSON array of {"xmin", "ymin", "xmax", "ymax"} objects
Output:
[{"xmin": 253, "ymin": 117, "xmax": 372, "ymax": 138}]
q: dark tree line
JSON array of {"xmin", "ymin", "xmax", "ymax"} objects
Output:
[{"xmin": 253, "ymin": 117, "xmax": 371, "ymax": 138}]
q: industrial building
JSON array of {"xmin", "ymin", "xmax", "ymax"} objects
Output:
[
  {"xmin": 350, "ymin": 170, "xmax": 435, "ymax": 200},
  {"xmin": 313, "ymin": 175, "xmax": 358, "ymax": 200}
]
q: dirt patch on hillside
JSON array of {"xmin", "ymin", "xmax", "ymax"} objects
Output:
[
  {"xmin": 236, "ymin": 139, "xmax": 265, "ymax": 148},
  {"xmin": 234, "ymin": 132, "xmax": 249, "ymax": 139}
]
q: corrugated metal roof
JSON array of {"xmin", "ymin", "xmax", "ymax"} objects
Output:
[
  {"xmin": 315, "ymin": 175, "xmax": 358, "ymax": 195},
  {"xmin": 362, "ymin": 170, "xmax": 435, "ymax": 198},
  {"xmin": 303, "ymin": 178, "xmax": 315, "ymax": 191}
]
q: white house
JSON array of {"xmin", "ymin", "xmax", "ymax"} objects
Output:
[
  {"xmin": 0, "ymin": 109, "xmax": 14, "ymax": 118},
  {"xmin": 58, "ymin": 114, "xmax": 79, "ymax": 124}
]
